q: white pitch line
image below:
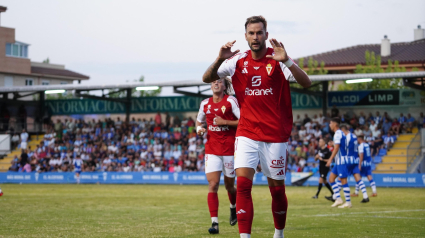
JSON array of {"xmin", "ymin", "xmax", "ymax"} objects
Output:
[
  {"xmin": 300, "ymin": 209, "xmax": 425, "ymax": 217},
  {"xmin": 362, "ymin": 216, "xmax": 425, "ymax": 220}
]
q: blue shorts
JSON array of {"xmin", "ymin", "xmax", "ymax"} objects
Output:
[
  {"xmin": 331, "ymin": 165, "xmax": 338, "ymax": 175},
  {"xmin": 334, "ymin": 164, "xmax": 360, "ymax": 178},
  {"xmin": 360, "ymin": 166, "xmax": 372, "ymax": 177}
]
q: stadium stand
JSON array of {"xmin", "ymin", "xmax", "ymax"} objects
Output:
[{"xmin": 2, "ymin": 109, "xmax": 423, "ymax": 174}]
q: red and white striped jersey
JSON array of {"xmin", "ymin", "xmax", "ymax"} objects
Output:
[
  {"xmin": 218, "ymin": 47, "xmax": 304, "ymax": 143},
  {"xmin": 197, "ymin": 95, "xmax": 240, "ymax": 155}
]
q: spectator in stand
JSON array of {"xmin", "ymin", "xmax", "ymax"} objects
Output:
[
  {"xmin": 288, "ymin": 146, "xmax": 299, "ymax": 165},
  {"xmin": 405, "ymin": 113, "xmax": 415, "ymax": 133},
  {"xmin": 155, "ymin": 112, "xmax": 162, "ymax": 126},
  {"xmin": 11, "ymin": 133, "xmax": 20, "ymax": 150},
  {"xmin": 371, "ymin": 125, "xmax": 382, "ymax": 138},
  {"xmin": 366, "ymin": 112, "xmax": 374, "ymax": 124},
  {"xmin": 419, "ymin": 112, "xmax": 424, "ymax": 129},
  {"xmin": 303, "ymin": 114, "xmax": 311, "ymax": 126},
  {"xmin": 390, "ymin": 118, "xmax": 401, "ymax": 135},
  {"xmin": 382, "ymin": 119, "xmax": 392, "ymax": 135},
  {"xmin": 358, "ymin": 112, "xmax": 366, "ymax": 126},
  {"xmin": 20, "ymin": 129, "xmax": 29, "ymax": 150},
  {"xmin": 383, "ymin": 132, "xmax": 395, "ymax": 150},
  {"xmin": 369, "ymin": 120, "xmax": 377, "ymax": 134},
  {"xmin": 354, "ymin": 126, "xmax": 363, "ymax": 137},
  {"xmin": 294, "ymin": 114, "xmax": 302, "ymax": 130}
]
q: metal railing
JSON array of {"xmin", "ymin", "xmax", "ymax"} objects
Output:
[{"xmin": 407, "ymin": 132, "xmax": 421, "ymax": 169}]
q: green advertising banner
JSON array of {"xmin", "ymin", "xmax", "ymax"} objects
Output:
[{"xmin": 45, "ymin": 93, "xmax": 323, "ymax": 115}]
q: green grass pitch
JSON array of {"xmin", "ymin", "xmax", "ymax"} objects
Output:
[{"xmin": 0, "ymin": 184, "xmax": 424, "ymax": 237}]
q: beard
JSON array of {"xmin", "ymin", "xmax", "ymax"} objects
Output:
[{"xmin": 249, "ymin": 41, "xmax": 266, "ymax": 52}]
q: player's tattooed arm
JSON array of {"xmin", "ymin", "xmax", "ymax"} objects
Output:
[
  {"xmin": 202, "ymin": 40, "xmax": 240, "ymax": 83},
  {"xmin": 202, "ymin": 58, "xmax": 225, "ymax": 83},
  {"xmin": 266, "ymin": 38, "xmax": 312, "ymax": 88}
]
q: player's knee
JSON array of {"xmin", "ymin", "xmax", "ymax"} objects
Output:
[{"xmin": 209, "ymin": 181, "xmax": 219, "ymax": 192}]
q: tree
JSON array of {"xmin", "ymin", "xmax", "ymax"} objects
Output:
[
  {"xmin": 292, "ymin": 57, "xmax": 327, "ymax": 90},
  {"xmin": 43, "ymin": 58, "xmax": 50, "ymax": 64},
  {"xmin": 109, "ymin": 75, "xmax": 161, "ymax": 98},
  {"xmin": 338, "ymin": 50, "xmax": 407, "ymax": 90}
]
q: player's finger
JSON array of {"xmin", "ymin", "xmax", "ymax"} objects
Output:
[
  {"xmin": 265, "ymin": 55, "xmax": 273, "ymax": 59},
  {"xmin": 231, "ymin": 49, "xmax": 240, "ymax": 56},
  {"xmin": 279, "ymin": 41, "xmax": 285, "ymax": 48},
  {"xmin": 269, "ymin": 39, "xmax": 276, "ymax": 48},
  {"xmin": 272, "ymin": 38, "xmax": 280, "ymax": 47}
]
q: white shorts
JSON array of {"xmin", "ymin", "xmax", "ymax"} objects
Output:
[
  {"xmin": 205, "ymin": 154, "xmax": 235, "ymax": 178},
  {"xmin": 20, "ymin": 142, "xmax": 27, "ymax": 150},
  {"xmin": 234, "ymin": 136, "xmax": 288, "ymax": 180}
]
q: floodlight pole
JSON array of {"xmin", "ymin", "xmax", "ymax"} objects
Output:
[
  {"xmin": 125, "ymin": 88, "xmax": 132, "ymax": 123},
  {"xmin": 38, "ymin": 91, "xmax": 45, "ymax": 133}
]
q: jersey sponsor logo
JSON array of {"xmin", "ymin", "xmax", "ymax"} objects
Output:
[
  {"xmin": 245, "ymin": 87, "xmax": 273, "ymax": 96},
  {"xmin": 276, "ymin": 170, "xmax": 285, "ymax": 176},
  {"xmin": 254, "ymin": 66, "xmax": 259, "ymax": 70},
  {"xmin": 224, "ymin": 161, "xmax": 234, "ymax": 169},
  {"xmin": 270, "ymin": 156, "xmax": 285, "ymax": 168},
  {"xmin": 252, "ymin": 76, "xmax": 261, "ymax": 87},
  {"xmin": 208, "ymin": 125, "xmax": 230, "ymax": 132},
  {"xmin": 221, "ymin": 105, "xmax": 226, "ymax": 114},
  {"xmin": 242, "ymin": 68, "xmax": 248, "ymax": 74},
  {"xmin": 266, "ymin": 63, "xmax": 273, "ymax": 75}
]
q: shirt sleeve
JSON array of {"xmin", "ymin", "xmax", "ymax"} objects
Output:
[
  {"xmin": 358, "ymin": 143, "xmax": 364, "ymax": 154},
  {"xmin": 278, "ymin": 57, "xmax": 306, "ymax": 82},
  {"xmin": 227, "ymin": 96, "xmax": 240, "ymax": 119},
  {"xmin": 333, "ymin": 130, "xmax": 342, "ymax": 144},
  {"xmin": 196, "ymin": 99, "xmax": 208, "ymax": 123},
  {"xmin": 217, "ymin": 53, "xmax": 245, "ymax": 80}
]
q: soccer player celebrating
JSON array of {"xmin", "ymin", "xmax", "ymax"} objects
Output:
[
  {"xmin": 312, "ymin": 138, "xmax": 334, "ymax": 199},
  {"xmin": 352, "ymin": 135, "xmax": 377, "ymax": 197},
  {"xmin": 196, "ymin": 78, "xmax": 240, "ymax": 234},
  {"xmin": 202, "ymin": 15, "xmax": 311, "ymax": 238}
]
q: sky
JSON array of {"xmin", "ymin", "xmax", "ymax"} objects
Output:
[{"xmin": 2, "ymin": 0, "xmax": 425, "ymax": 95}]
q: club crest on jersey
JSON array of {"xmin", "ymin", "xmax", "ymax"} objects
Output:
[
  {"xmin": 266, "ymin": 64, "xmax": 273, "ymax": 76},
  {"xmin": 221, "ymin": 105, "xmax": 226, "ymax": 114},
  {"xmin": 207, "ymin": 105, "xmax": 211, "ymax": 114}
]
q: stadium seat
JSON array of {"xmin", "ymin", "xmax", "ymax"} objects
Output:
[
  {"xmin": 378, "ymin": 149, "xmax": 387, "ymax": 156},
  {"xmin": 307, "ymin": 157, "xmax": 316, "ymax": 163},
  {"xmin": 373, "ymin": 156, "xmax": 382, "ymax": 164},
  {"xmin": 371, "ymin": 163, "xmax": 376, "ymax": 171}
]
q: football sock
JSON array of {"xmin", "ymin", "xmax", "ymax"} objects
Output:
[
  {"xmin": 336, "ymin": 179, "xmax": 342, "ymax": 190},
  {"xmin": 342, "ymin": 183, "xmax": 351, "ymax": 203},
  {"xmin": 324, "ymin": 183, "xmax": 334, "ymax": 194},
  {"xmin": 316, "ymin": 183, "xmax": 323, "ymax": 196},
  {"xmin": 228, "ymin": 190, "xmax": 237, "ymax": 207},
  {"xmin": 240, "ymin": 234, "xmax": 251, "ymax": 238},
  {"xmin": 354, "ymin": 183, "xmax": 359, "ymax": 195},
  {"xmin": 370, "ymin": 179, "xmax": 377, "ymax": 193},
  {"xmin": 236, "ymin": 177, "xmax": 253, "ymax": 235},
  {"xmin": 330, "ymin": 182, "xmax": 341, "ymax": 199},
  {"xmin": 273, "ymin": 228, "xmax": 284, "ymax": 238},
  {"xmin": 211, "ymin": 217, "xmax": 218, "ymax": 223},
  {"xmin": 269, "ymin": 185, "xmax": 288, "ymax": 230},
  {"xmin": 357, "ymin": 180, "xmax": 368, "ymax": 199},
  {"xmin": 208, "ymin": 192, "xmax": 219, "ymax": 220}
]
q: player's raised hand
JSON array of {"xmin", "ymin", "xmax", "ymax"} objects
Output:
[
  {"xmin": 266, "ymin": 38, "xmax": 289, "ymax": 62},
  {"xmin": 218, "ymin": 40, "xmax": 240, "ymax": 61}
]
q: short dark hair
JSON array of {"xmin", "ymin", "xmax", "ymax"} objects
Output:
[
  {"xmin": 245, "ymin": 15, "xmax": 267, "ymax": 31},
  {"xmin": 330, "ymin": 117, "xmax": 340, "ymax": 124},
  {"xmin": 358, "ymin": 135, "xmax": 364, "ymax": 140},
  {"xmin": 340, "ymin": 124, "xmax": 348, "ymax": 130}
]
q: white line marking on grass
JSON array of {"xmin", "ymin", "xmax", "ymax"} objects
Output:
[
  {"xmin": 300, "ymin": 209, "xmax": 425, "ymax": 217},
  {"xmin": 363, "ymin": 216, "xmax": 425, "ymax": 220}
]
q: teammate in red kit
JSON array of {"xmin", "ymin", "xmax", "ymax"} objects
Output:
[
  {"xmin": 202, "ymin": 16, "xmax": 311, "ymax": 238},
  {"xmin": 196, "ymin": 77, "xmax": 240, "ymax": 234}
]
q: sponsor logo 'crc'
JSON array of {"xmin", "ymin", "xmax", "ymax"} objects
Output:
[{"xmin": 270, "ymin": 157, "xmax": 285, "ymax": 168}]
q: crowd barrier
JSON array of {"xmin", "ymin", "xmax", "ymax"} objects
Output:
[{"xmin": 1, "ymin": 172, "xmax": 424, "ymax": 187}]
